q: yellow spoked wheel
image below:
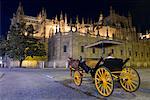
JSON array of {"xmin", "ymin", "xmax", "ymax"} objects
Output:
[
  {"xmin": 74, "ymin": 71, "xmax": 82, "ymax": 86},
  {"xmin": 95, "ymin": 67, "xmax": 114, "ymax": 97},
  {"xmin": 120, "ymin": 67, "xmax": 140, "ymax": 92}
]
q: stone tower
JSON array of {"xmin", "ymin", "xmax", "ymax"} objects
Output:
[{"xmin": 128, "ymin": 12, "xmax": 132, "ymax": 27}]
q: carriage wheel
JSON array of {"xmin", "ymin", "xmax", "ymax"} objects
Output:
[
  {"xmin": 74, "ymin": 71, "xmax": 82, "ymax": 86},
  {"xmin": 95, "ymin": 67, "xmax": 114, "ymax": 97},
  {"xmin": 120, "ymin": 67, "xmax": 140, "ymax": 92}
]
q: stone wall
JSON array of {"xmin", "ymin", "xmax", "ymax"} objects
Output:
[
  {"xmin": 47, "ymin": 60, "xmax": 68, "ymax": 68},
  {"xmin": 48, "ymin": 32, "xmax": 150, "ymax": 68}
]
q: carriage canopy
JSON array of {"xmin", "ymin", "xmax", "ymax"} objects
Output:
[{"xmin": 84, "ymin": 39, "xmax": 123, "ymax": 48}]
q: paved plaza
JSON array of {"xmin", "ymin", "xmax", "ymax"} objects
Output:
[{"xmin": 0, "ymin": 68, "xmax": 150, "ymax": 100}]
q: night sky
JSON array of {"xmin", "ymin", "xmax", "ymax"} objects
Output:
[{"xmin": 1, "ymin": 0, "xmax": 150, "ymax": 37}]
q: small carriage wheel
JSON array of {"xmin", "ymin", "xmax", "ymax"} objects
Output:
[
  {"xmin": 95, "ymin": 67, "xmax": 114, "ymax": 97},
  {"xmin": 120, "ymin": 67, "xmax": 140, "ymax": 92},
  {"xmin": 74, "ymin": 71, "xmax": 82, "ymax": 86}
]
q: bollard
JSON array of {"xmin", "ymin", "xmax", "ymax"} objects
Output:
[
  {"xmin": 65, "ymin": 62, "xmax": 68, "ymax": 69},
  {"xmin": 53, "ymin": 61, "xmax": 56, "ymax": 68}
]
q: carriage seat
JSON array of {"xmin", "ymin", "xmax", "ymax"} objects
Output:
[{"xmin": 103, "ymin": 58, "xmax": 123, "ymax": 71}]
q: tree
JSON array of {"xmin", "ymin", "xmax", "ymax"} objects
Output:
[
  {"xmin": 0, "ymin": 38, "xmax": 7, "ymax": 57},
  {"xmin": 2, "ymin": 22, "xmax": 46, "ymax": 67}
]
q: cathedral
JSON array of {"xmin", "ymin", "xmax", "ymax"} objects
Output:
[{"xmin": 9, "ymin": 3, "xmax": 150, "ymax": 68}]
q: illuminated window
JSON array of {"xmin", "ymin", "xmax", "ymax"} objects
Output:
[
  {"xmin": 64, "ymin": 45, "xmax": 67, "ymax": 52},
  {"xmin": 81, "ymin": 46, "xmax": 84, "ymax": 53}
]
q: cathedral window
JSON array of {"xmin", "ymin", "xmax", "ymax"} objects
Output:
[
  {"xmin": 92, "ymin": 48, "xmax": 95, "ymax": 54},
  {"xmin": 120, "ymin": 50, "xmax": 123, "ymax": 55},
  {"xmin": 81, "ymin": 46, "xmax": 84, "ymax": 53},
  {"xmin": 64, "ymin": 45, "xmax": 67, "ymax": 52},
  {"xmin": 135, "ymin": 52, "xmax": 138, "ymax": 56},
  {"xmin": 111, "ymin": 49, "xmax": 114, "ymax": 54},
  {"xmin": 141, "ymin": 52, "xmax": 143, "ymax": 57},
  {"xmin": 147, "ymin": 53, "xmax": 149, "ymax": 57},
  {"xmin": 112, "ymin": 34, "xmax": 115, "ymax": 39},
  {"xmin": 129, "ymin": 50, "xmax": 131, "ymax": 56}
]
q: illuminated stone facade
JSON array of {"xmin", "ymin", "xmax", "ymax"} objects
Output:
[
  {"xmin": 11, "ymin": 4, "xmax": 136, "ymax": 40},
  {"xmin": 9, "ymin": 3, "xmax": 150, "ymax": 68},
  {"xmin": 139, "ymin": 31, "xmax": 150, "ymax": 39},
  {"xmin": 48, "ymin": 32, "xmax": 150, "ymax": 68}
]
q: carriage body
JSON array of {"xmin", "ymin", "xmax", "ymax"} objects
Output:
[
  {"xmin": 103, "ymin": 58, "xmax": 123, "ymax": 71},
  {"xmin": 68, "ymin": 40, "xmax": 140, "ymax": 97}
]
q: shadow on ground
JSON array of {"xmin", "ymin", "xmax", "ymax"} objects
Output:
[{"xmin": 56, "ymin": 79, "xmax": 141, "ymax": 100}]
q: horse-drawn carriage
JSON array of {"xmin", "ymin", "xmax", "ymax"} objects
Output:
[{"xmin": 68, "ymin": 40, "xmax": 140, "ymax": 97}]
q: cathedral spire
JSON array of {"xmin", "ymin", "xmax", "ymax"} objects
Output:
[
  {"xmin": 146, "ymin": 30, "xmax": 149, "ymax": 34},
  {"xmin": 99, "ymin": 12, "xmax": 103, "ymax": 22},
  {"xmin": 55, "ymin": 15, "xmax": 58, "ymax": 21},
  {"xmin": 44, "ymin": 9, "xmax": 47, "ymax": 18},
  {"xmin": 60, "ymin": 11, "xmax": 63, "ymax": 20},
  {"xmin": 82, "ymin": 17, "xmax": 84, "ymax": 25},
  {"xmin": 41, "ymin": 8, "xmax": 47, "ymax": 19},
  {"xmin": 70, "ymin": 17, "xmax": 72, "ymax": 24},
  {"xmin": 37, "ymin": 12, "xmax": 42, "ymax": 19},
  {"xmin": 128, "ymin": 12, "xmax": 132, "ymax": 27},
  {"xmin": 90, "ymin": 18, "xmax": 92, "ymax": 24},
  {"xmin": 65, "ymin": 13, "xmax": 67, "ymax": 24},
  {"xmin": 99, "ymin": 12, "xmax": 103, "ymax": 24},
  {"xmin": 110, "ymin": 6, "xmax": 113, "ymax": 15},
  {"xmin": 76, "ymin": 15, "xmax": 79, "ymax": 24},
  {"xmin": 42, "ymin": 8, "xmax": 45, "ymax": 16},
  {"xmin": 16, "ymin": 2, "xmax": 24, "ymax": 16}
]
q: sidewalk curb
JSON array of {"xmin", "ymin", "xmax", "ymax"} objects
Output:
[{"xmin": 0, "ymin": 73, "xmax": 4, "ymax": 79}]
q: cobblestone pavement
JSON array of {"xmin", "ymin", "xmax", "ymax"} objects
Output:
[
  {"xmin": 56, "ymin": 68, "xmax": 150, "ymax": 100},
  {"xmin": 0, "ymin": 68, "xmax": 96, "ymax": 100},
  {"xmin": 0, "ymin": 68, "xmax": 150, "ymax": 100}
]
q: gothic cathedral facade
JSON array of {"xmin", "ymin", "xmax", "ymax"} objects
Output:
[{"xmin": 9, "ymin": 3, "xmax": 150, "ymax": 68}]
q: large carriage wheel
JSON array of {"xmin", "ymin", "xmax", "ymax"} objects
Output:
[
  {"xmin": 95, "ymin": 67, "xmax": 114, "ymax": 97},
  {"xmin": 74, "ymin": 71, "xmax": 82, "ymax": 86},
  {"xmin": 120, "ymin": 67, "xmax": 140, "ymax": 92}
]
